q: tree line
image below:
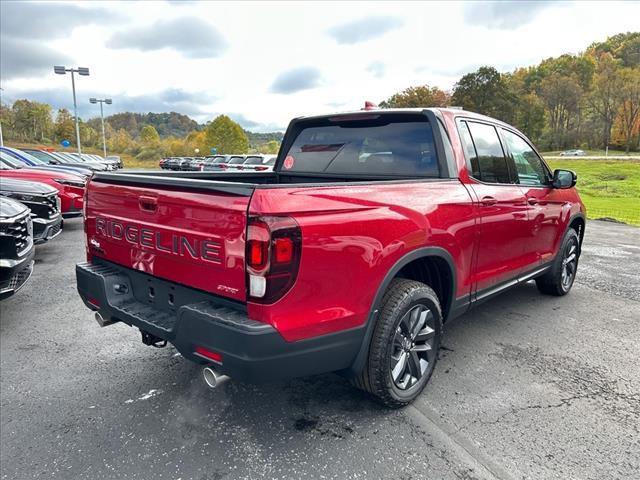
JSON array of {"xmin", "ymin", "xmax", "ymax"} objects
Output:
[{"xmin": 380, "ymin": 32, "xmax": 640, "ymax": 152}]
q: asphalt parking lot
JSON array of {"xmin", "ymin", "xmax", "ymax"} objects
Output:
[{"xmin": 1, "ymin": 219, "xmax": 639, "ymax": 480}]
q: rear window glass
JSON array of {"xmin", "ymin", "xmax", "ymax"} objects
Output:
[
  {"xmin": 228, "ymin": 156, "xmax": 245, "ymax": 164},
  {"xmin": 282, "ymin": 118, "xmax": 439, "ymax": 176},
  {"xmin": 243, "ymin": 156, "xmax": 263, "ymax": 165}
]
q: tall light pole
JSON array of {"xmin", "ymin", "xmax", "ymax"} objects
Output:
[
  {"xmin": 54, "ymin": 66, "xmax": 89, "ymax": 154},
  {"xmin": 90, "ymin": 97, "xmax": 112, "ymax": 157}
]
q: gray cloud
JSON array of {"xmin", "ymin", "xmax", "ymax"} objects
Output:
[
  {"xmin": 327, "ymin": 16, "xmax": 404, "ymax": 44},
  {"xmin": 0, "ymin": 1, "xmax": 122, "ymax": 40},
  {"xmin": 2, "ymin": 88, "xmax": 216, "ymax": 120},
  {"xmin": 366, "ymin": 61, "xmax": 385, "ymax": 78},
  {"xmin": 107, "ymin": 17, "xmax": 227, "ymax": 58},
  {"xmin": 0, "ymin": 37, "xmax": 72, "ymax": 80},
  {"xmin": 0, "ymin": 2, "xmax": 121, "ymax": 80},
  {"xmin": 463, "ymin": 1, "xmax": 556, "ymax": 29},
  {"xmin": 269, "ymin": 67, "xmax": 322, "ymax": 94}
]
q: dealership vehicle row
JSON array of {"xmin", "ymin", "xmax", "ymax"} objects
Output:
[{"xmin": 0, "ymin": 147, "xmax": 119, "ymax": 300}]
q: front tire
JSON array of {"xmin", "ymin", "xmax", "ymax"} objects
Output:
[
  {"xmin": 353, "ymin": 279, "xmax": 442, "ymax": 408},
  {"xmin": 536, "ymin": 228, "xmax": 580, "ymax": 296}
]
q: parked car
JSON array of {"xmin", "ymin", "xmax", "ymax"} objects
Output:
[
  {"xmin": 106, "ymin": 155, "xmax": 123, "ymax": 168},
  {"xmin": 0, "ymin": 147, "xmax": 92, "ymax": 178},
  {"xmin": 241, "ymin": 155, "xmax": 276, "ymax": 171},
  {"xmin": 19, "ymin": 149, "xmax": 95, "ymax": 177},
  {"xmin": 76, "ymin": 107, "xmax": 585, "ymax": 407},
  {"xmin": 202, "ymin": 155, "xmax": 232, "ymax": 171},
  {"xmin": 0, "ymin": 197, "xmax": 35, "ymax": 301},
  {"xmin": 223, "ymin": 155, "xmax": 248, "ymax": 170},
  {"xmin": 68, "ymin": 153, "xmax": 117, "ymax": 171},
  {"xmin": 0, "ymin": 178, "xmax": 63, "ymax": 244},
  {"xmin": 47, "ymin": 151, "xmax": 108, "ymax": 172},
  {"xmin": 0, "ymin": 154, "xmax": 86, "ymax": 218},
  {"xmin": 159, "ymin": 158, "xmax": 169, "ymax": 169},
  {"xmin": 560, "ymin": 149, "xmax": 586, "ymax": 156}
]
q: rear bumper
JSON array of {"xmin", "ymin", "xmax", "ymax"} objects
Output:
[
  {"xmin": 0, "ymin": 247, "xmax": 35, "ymax": 301},
  {"xmin": 76, "ymin": 260, "xmax": 363, "ymax": 382},
  {"xmin": 33, "ymin": 215, "xmax": 63, "ymax": 244}
]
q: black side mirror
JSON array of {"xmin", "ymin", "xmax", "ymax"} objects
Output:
[{"xmin": 552, "ymin": 169, "xmax": 577, "ymax": 189}]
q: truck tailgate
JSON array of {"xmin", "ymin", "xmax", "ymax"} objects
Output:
[{"xmin": 85, "ymin": 179, "xmax": 251, "ymax": 302}]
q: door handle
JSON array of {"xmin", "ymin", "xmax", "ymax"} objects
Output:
[
  {"xmin": 481, "ymin": 196, "xmax": 497, "ymax": 206},
  {"xmin": 527, "ymin": 198, "xmax": 539, "ymax": 206},
  {"xmin": 139, "ymin": 196, "xmax": 157, "ymax": 212}
]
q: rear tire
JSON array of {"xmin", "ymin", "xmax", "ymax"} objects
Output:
[
  {"xmin": 353, "ymin": 279, "xmax": 442, "ymax": 408},
  {"xmin": 536, "ymin": 228, "xmax": 580, "ymax": 296}
]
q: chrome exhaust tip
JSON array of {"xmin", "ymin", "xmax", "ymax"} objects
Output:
[
  {"xmin": 202, "ymin": 367, "xmax": 230, "ymax": 389},
  {"xmin": 94, "ymin": 311, "xmax": 117, "ymax": 327}
]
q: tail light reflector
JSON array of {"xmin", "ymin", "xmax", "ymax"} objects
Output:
[{"xmin": 194, "ymin": 346, "xmax": 223, "ymax": 363}]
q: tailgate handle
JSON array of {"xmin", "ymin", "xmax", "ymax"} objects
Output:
[{"xmin": 139, "ymin": 196, "xmax": 157, "ymax": 212}]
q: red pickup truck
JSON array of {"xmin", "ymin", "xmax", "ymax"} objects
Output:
[{"xmin": 76, "ymin": 108, "xmax": 585, "ymax": 407}]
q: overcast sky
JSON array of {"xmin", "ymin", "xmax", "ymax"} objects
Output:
[{"xmin": 1, "ymin": 0, "xmax": 639, "ymax": 132}]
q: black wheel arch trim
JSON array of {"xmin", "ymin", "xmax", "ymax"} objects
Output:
[
  {"xmin": 566, "ymin": 212, "xmax": 586, "ymax": 254},
  {"xmin": 343, "ymin": 246, "xmax": 457, "ymax": 377}
]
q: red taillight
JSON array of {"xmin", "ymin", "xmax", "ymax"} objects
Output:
[
  {"xmin": 274, "ymin": 237, "xmax": 293, "ymax": 264},
  {"xmin": 219, "ymin": 164, "xmax": 228, "ymax": 169},
  {"xmin": 194, "ymin": 346, "xmax": 223, "ymax": 363},
  {"xmin": 246, "ymin": 216, "xmax": 301, "ymax": 303},
  {"xmin": 255, "ymin": 166, "xmax": 268, "ymax": 171},
  {"xmin": 248, "ymin": 239, "xmax": 268, "ymax": 270}
]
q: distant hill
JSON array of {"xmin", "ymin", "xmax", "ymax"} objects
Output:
[
  {"xmin": 105, "ymin": 112, "xmax": 200, "ymax": 138},
  {"xmin": 100, "ymin": 112, "xmax": 284, "ymax": 145}
]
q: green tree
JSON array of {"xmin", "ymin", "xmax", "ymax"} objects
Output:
[
  {"xmin": 107, "ymin": 128, "xmax": 134, "ymax": 152},
  {"xmin": 54, "ymin": 109, "xmax": 75, "ymax": 144},
  {"xmin": 589, "ymin": 53, "xmax": 624, "ymax": 148},
  {"xmin": 80, "ymin": 123, "xmax": 99, "ymax": 147},
  {"xmin": 11, "ymin": 99, "xmax": 52, "ymax": 142},
  {"xmin": 451, "ymin": 66, "xmax": 516, "ymax": 122},
  {"xmin": 140, "ymin": 124, "xmax": 160, "ymax": 145},
  {"xmin": 262, "ymin": 140, "xmax": 280, "ymax": 154},
  {"xmin": 539, "ymin": 73, "xmax": 583, "ymax": 149},
  {"xmin": 203, "ymin": 115, "xmax": 249, "ymax": 154},
  {"xmin": 380, "ymin": 85, "xmax": 450, "ymax": 108}
]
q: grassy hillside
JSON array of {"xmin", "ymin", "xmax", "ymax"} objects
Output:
[{"xmin": 546, "ymin": 158, "xmax": 640, "ymax": 226}]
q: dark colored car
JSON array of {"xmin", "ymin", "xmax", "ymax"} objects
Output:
[
  {"xmin": 77, "ymin": 107, "xmax": 585, "ymax": 407},
  {"xmin": 0, "ymin": 178, "xmax": 63, "ymax": 244},
  {"xmin": 0, "ymin": 197, "xmax": 35, "ymax": 301}
]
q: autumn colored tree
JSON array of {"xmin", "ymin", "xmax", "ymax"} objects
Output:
[{"xmin": 380, "ymin": 85, "xmax": 450, "ymax": 108}]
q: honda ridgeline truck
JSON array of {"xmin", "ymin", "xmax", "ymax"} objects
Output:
[{"xmin": 76, "ymin": 108, "xmax": 585, "ymax": 407}]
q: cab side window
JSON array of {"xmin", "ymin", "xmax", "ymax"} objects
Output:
[
  {"xmin": 501, "ymin": 129, "xmax": 549, "ymax": 186},
  {"xmin": 459, "ymin": 121, "xmax": 511, "ymax": 184}
]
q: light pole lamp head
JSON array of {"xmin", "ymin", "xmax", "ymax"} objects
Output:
[
  {"xmin": 77, "ymin": 67, "xmax": 90, "ymax": 76},
  {"xmin": 89, "ymin": 98, "xmax": 97, "ymax": 104},
  {"xmin": 54, "ymin": 66, "xmax": 66, "ymax": 75},
  {"xmin": 105, "ymin": 99, "xmax": 112, "ymax": 105}
]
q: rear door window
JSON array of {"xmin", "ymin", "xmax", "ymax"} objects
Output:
[
  {"xmin": 282, "ymin": 117, "xmax": 439, "ymax": 177},
  {"xmin": 463, "ymin": 121, "xmax": 512, "ymax": 184}
]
